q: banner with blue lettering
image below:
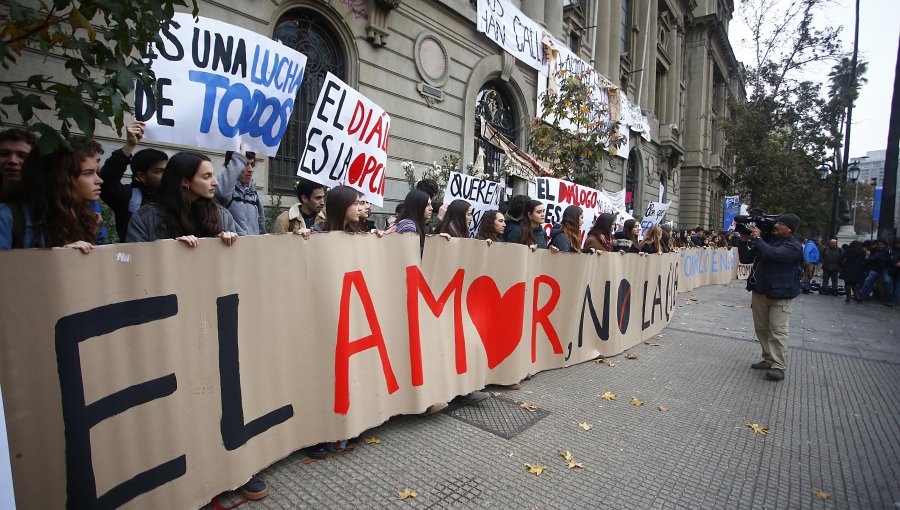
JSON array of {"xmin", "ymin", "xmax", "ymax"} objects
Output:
[
  {"xmin": 874, "ymin": 186, "xmax": 882, "ymax": 222},
  {"xmin": 476, "ymin": 0, "xmax": 545, "ymax": 71},
  {"xmin": 137, "ymin": 14, "xmax": 307, "ymax": 156},
  {"xmin": 443, "ymin": 171, "xmax": 502, "ymax": 238},
  {"xmin": 723, "ymin": 195, "xmax": 740, "ymax": 231},
  {"xmin": 297, "ymin": 73, "xmax": 389, "ymax": 207}
]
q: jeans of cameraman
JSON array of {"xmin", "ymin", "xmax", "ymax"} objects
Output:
[
  {"xmin": 751, "ymin": 291, "xmax": 792, "ymax": 371},
  {"xmin": 858, "ymin": 270, "xmax": 882, "ymax": 298}
]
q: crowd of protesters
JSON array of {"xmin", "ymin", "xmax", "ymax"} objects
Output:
[
  {"xmin": 2, "ymin": 124, "xmax": 899, "ymax": 498},
  {"xmin": 798, "ymin": 236, "xmax": 900, "ymax": 307}
]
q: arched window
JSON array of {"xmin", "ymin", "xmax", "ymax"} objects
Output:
[
  {"xmin": 269, "ymin": 11, "xmax": 347, "ymax": 193},
  {"xmin": 625, "ymin": 150, "xmax": 638, "ymax": 212},
  {"xmin": 474, "ymin": 82, "xmax": 517, "ymax": 177}
]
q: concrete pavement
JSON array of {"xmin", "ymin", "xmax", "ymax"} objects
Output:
[{"xmin": 207, "ymin": 280, "xmax": 900, "ymax": 509}]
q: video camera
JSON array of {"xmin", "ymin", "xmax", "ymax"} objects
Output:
[{"xmin": 733, "ymin": 208, "xmax": 780, "ymax": 238}]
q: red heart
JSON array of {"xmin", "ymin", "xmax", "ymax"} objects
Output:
[{"xmin": 466, "ymin": 276, "xmax": 526, "ymax": 369}]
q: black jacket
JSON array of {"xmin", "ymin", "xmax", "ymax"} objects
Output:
[
  {"xmin": 738, "ymin": 234, "xmax": 803, "ymax": 299},
  {"xmin": 99, "ymin": 149, "xmax": 158, "ymax": 241}
]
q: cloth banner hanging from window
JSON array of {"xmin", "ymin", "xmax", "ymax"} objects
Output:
[{"xmin": 475, "ymin": 0, "xmax": 545, "ymax": 71}]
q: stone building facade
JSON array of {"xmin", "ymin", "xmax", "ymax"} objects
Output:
[{"xmin": 6, "ymin": 0, "xmax": 744, "ymax": 229}]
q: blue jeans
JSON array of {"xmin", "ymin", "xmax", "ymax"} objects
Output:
[
  {"xmin": 885, "ymin": 271, "xmax": 899, "ymax": 305},
  {"xmin": 859, "ymin": 270, "xmax": 881, "ymax": 298}
]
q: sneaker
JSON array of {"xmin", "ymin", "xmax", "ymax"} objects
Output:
[
  {"xmin": 751, "ymin": 360, "xmax": 771, "ymax": 370},
  {"xmin": 458, "ymin": 391, "xmax": 490, "ymax": 404},
  {"xmin": 424, "ymin": 402, "xmax": 448, "ymax": 415},
  {"xmin": 765, "ymin": 368, "xmax": 785, "ymax": 381},
  {"xmin": 241, "ymin": 475, "xmax": 269, "ymax": 500},
  {"xmin": 304, "ymin": 444, "xmax": 330, "ymax": 459},
  {"xmin": 326, "ymin": 440, "xmax": 348, "ymax": 453}
]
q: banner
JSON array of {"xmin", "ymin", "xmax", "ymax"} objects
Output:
[
  {"xmin": 723, "ymin": 195, "xmax": 740, "ymax": 231},
  {"xmin": 538, "ymin": 36, "xmax": 611, "ymax": 134},
  {"xmin": 0, "ymin": 239, "xmax": 736, "ymax": 510},
  {"xmin": 138, "ymin": 14, "xmax": 307, "ymax": 156},
  {"xmin": 529, "ymin": 176, "xmax": 609, "ymax": 247},
  {"xmin": 297, "ymin": 73, "xmax": 389, "ymax": 206},
  {"xmin": 602, "ymin": 189, "xmax": 627, "ymax": 212},
  {"xmin": 874, "ymin": 186, "xmax": 882, "ymax": 222},
  {"xmin": 639, "ymin": 201, "xmax": 671, "ymax": 238},
  {"xmin": 476, "ymin": 0, "xmax": 545, "ymax": 71},
  {"xmin": 443, "ymin": 171, "xmax": 502, "ymax": 238}
]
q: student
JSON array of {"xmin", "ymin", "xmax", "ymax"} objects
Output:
[
  {"xmin": 616, "ymin": 219, "xmax": 641, "ymax": 253},
  {"xmin": 316, "ymin": 185, "xmax": 362, "ymax": 233},
  {"xmin": 436, "ymin": 199, "xmax": 473, "ymax": 238},
  {"xmin": 549, "ymin": 205, "xmax": 583, "ymax": 253},
  {"xmin": 394, "ymin": 189, "xmax": 432, "ymax": 249},
  {"xmin": 0, "ymin": 128, "xmax": 37, "ymax": 201},
  {"xmin": 501, "ymin": 195, "xmax": 529, "ymax": 243},
  {"xmin": 358, "ymin": 193, "xmax": 377, "ymax": 232},
  {"xmin": 273, "ymin": 177, "xmax": 326, "ymax": 234},
  {"xmin": 640, "ymin": 225, "xmax": 663, "ymax": 254},
  {"xmin": 513, "ymin": 200, "xmax": 555, "ymax": 251},
  {"xmin": 0, "ymin": 136, "xmax": 103, "ymax": 253},
  {"xmin": 415, "ymin": 178, "xmax": 444, "ymax": 233},
  {"xmin": 126, "ymin": 151, "xmax": 238, "ymax": 247},
  {"xmin": 216, "ymin": 148, "xmax": 265, "ymax": 235},
  {"xmin": 584, "ymin": 213, "xmax": 616, "ymax": 253},
  {"xmin": 475, "ymin": 210, "xmax": 505, "ymax": 242},
  {"xmin": 99, "ymin": 121, "xmax": 169, "ymax": 241}
]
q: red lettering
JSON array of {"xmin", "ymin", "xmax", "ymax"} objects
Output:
[
  {"xmin": 334, "ymin": 271, "xmax": 399, "ymax": 414},
  {"xmin": 348, "ymin": 153, "xmax": 366, "ymax": 185},
  {"xmin": 346, "ymin": 100, "xmax": 366, "ymax": 135},
  {"xmin": 406, "ymin": 266, "xmax": 466, "ymax": 386},
  {"xmin": 364, "ymin": 113, "xmax": 385, "ymax": 147},
  {"xmin": 361, "ymin": 157, "xmax": 378, "ymax": 191},
  {"xmin": 531, "ymin": 275, "xmax": 563, "ymax": 362}
]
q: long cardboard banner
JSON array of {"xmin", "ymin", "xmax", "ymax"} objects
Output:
[{"xmin": 0, "ymin": 238, "xmax": 736, "ymax": 509}]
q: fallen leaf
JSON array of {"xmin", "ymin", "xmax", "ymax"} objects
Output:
[
  {"xmin": 397, "ymin": 488, "xmax": 418, "ymax": 500},
  {"xmin": 559, "ymin": 450, "xmax": 574, "ymax": 461},
  {"xmin": 625, "ymin": 352, "xmax": 638, "ymax": 360},
  {"xmin": 567, "ymin": 460, "xmax": 584, "ymax": 469},
  {"xmin": 811, "ymin": 489, "xmax": 830, "ymax": 500},
  {"xmin": 364, "ymin": 436, "xmax": 381, "ymax": 444},
  {"xmin": 524, "ymin": 463, "xmax": 547, "ymax": 476},
  {"xmin": 644, "ymin": 342, "xmax": 661, "ymax": 346},
  {"xmin": 559, "ymin": 451, "xmax": 584, "ymax": 469},
  {"xmin": 491, "ymin": 391, "xmax": 503, "ymax": 397},
  {"xmin": 579, "ymin": 422, "xmax": 592, "ymax": 430},
  {"xmin": 807, "ymin": 327, "xmax": 817, "ymax": 332},
  {"xmin": 630, "ymin": 397, "xmax": 644, "ymax": 406},
  {"xmin": 658, "ymin": 406, "xmax": 668, "ymax": 412},
  {"xmin": 746, "ymin": 423, "xmax": 770, "ymax": 435},
  {"xmin": 601, "ymin": 391, "xmax": 617, "ymax": 401},
  {"xmin": 520, "ymin": 402, "xmax": 537, "ymax": 411}
]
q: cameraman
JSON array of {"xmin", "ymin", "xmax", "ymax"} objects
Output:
[{"xmin": 737, "ymin": 214, "xmax": 803, "ymax": 382}]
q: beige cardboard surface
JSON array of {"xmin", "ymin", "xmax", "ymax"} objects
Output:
[{"xmin": 0, "ymin": 235, "xmax": 735, "ymax": 509}]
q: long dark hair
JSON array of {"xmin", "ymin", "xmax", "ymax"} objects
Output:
[
  {"xmin": 519, "ymin": 200, "xmax": 544, "ymax": 245},
  {"xmin": 399, "ymin": 189, "xmax": 430, "ymax": 245},
  {"xmin": 559, "ymin": 205, "xmax": 582, "ymax": 252},
  {"xmin": 588, "ymin": 213, "xmax": 615, "ymax": 239},
  {"xmin": 157, "ymin": 151, "xmax": 222, "ymax": 238},
  {"xmin": 437, "ymin": 199, "xmax": 471, "ymax": 238},
  {"xmin": 322, "ymin": 185, "xmax": 360, "ymax": 233},
  {"xmin": 476, "ymin": 210, "xmax": 502, "ymax": 241},
  {"xmin": 623, "ymin": 218, "xmax": 639, "ymax": 244},
  {"xmin": 19, "ymin": 136, "xmax": 102, "ymax": 247}
]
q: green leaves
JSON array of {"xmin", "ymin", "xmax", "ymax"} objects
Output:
[{"xmin": 0, "ymin": 0, "xmax": 199, "ymax": 153}]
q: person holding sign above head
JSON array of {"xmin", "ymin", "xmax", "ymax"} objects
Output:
[
  {"xmin": 215, "ymin": 146, "xmax": 266, "ymax": 236},
  {"xmin": 126, "ymin": 151, "xmax": 239, "ymax": 247},
  {"xmin": 549, "ymin": 205, "xmax": 583, "ymax": 253},
  {"xmin": 436, "ymin": 199, "xmax": 474, "ymax": 238},
  {"xmin": 640, "ymin": 225, "xmax": 664, "ymax": 254},
  {"xmin": 475, "ymin": 210, "xmax": 505, "ymax": 243},
  {"xmin": 272, "ymin": 177, "xmax": 325, "ymax": 235},
  {"xmin": 0, "ymin": 136, "xmax": 104, "ymax": 253},
  {"xmin": 584, "ymin": 213, "xmax": 616, "ymax": 254}
]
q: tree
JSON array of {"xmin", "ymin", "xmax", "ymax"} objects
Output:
[
  {"xmin": 723, "ymin": 0, "xmax": 847, "ymax": 235},
  {"xmin": 528, "ymin": 71, "xmax": 618, "ymax": 187},
  {"xmin": 0, "ymin": 0, "xmax": 198, "ymax": 153}
]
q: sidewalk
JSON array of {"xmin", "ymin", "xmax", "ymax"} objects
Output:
[{"xmin": 208, "ymin": 281, "xmax": 900, "ymax": 509}]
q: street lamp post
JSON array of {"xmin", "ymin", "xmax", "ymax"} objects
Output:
[{"xmin": 819, "ymin": 161, "xmax": 861, "ymax": 240}]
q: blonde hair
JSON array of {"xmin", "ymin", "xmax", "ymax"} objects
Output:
[{"xmin": 641, "ymin": 225, "xmax": 663, "ymax": 253}]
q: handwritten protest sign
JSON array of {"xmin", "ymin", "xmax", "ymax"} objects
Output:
[
  {"xmin": 530, "ymin": 176, "xmax": 608, "ymax": 247},
  {"xmin": 137, "ymin": 14, "xmax": 307, "ymax": 156},
  {"xmin": 443, "ymin": 171, "xmax": 502, "ymax": 237},
  {"xmin": 476, "ymin": 0, "xmax": 544, "ymax": 71},
  {"xmin": 639, "ymin": 201, "xmax": 671, "ymax": 238},
  {"xmin": 297, "ymin": 73, "xmax": 389, "ymax": 206},
  {"xmin": 723, "ymin": 195, "xmax": 740, "ymax": 231}
]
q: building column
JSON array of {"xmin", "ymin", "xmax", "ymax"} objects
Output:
[
  {"xmin": 641, "ymin": 0, "xmax": 658, "ymax": 111},
  {"xmin": 522, "ymin": 0, "xmax": 545, "ymax": 28},
  {"xmin": 594, "ymin": 0, "xmax": 611, "ymax": 74},
  {"xmin": 608, "ymin": 0, "xmax": 622, "ymax": 86},
  {"xmin": 544, "ymin": 0, "xmax": 563, "ymax": 40}
]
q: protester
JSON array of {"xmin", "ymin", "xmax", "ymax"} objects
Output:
[
  {"xmin": 802, "ymin": 238, "xmax": 820, "ymax": 284},
  {"xmin": 616, "ymin": 219, "xmax": 641, "ymax": 253},
  {"xmin": 415, "ymin": 179, "xmax": 444, "ymax": 233},
  {"xmin": 640, "ymin": 225, "xmax": 663, "ymax": 254},
  {"xmin": 273, "ymin": 178, "xmax": 325, "ymax": 234},
  {"xmin": 584, "ymin": 213, "xmax": 615, "ymax": 253},
  {"xmin": 858, "ymin": 239, "xmax": 890, "ymax": 301},
  {"xmin": 691, "ymin": 227, "xmax": 705, "ymax": 247},
  {"xmin": 0, "ymin": 136, "xmax": 103, "ymax": 253},
  {"xmin": 887, "ymin": 239, "xmax": 900, "ymax": 307},
  {"xmin": 358, "ymin": 193, "xmax": 376, "ymax": 232},
  {"xmin": 316, "ymin": 185, "xmax": 362, "ymax": 233},
  {"xmin": 502, "ymin": 195, "xmax": 529, "ymax": 243},
  {"xmin": 126, "ymin": 151, "xmax": 238, "ymax": 247},
  {"xmin": 840, "ymin": 240, "xmax": 866, "ymax": 302},
  {"xmin": 215, "ymin": 148, "xmax": 265, "ymax": 235},
  {"xmin": 0, "ymin": 128, "xmax": 37, "ymax": 201},
  {"xmin": 819, "ymin": 239, "xmax": 842, "ymax": 296},
  {"xmin": 98, "ymin": 121, "xmax": 168, "ymax": 240},
  {"xmin": 512, "ymin": 200, "xmax": 556, "ymax": 251},
  {"xmin": 436, "ymin": 199, "xmax": 473, "ymax": 238},
  {"xmin": 660, "ymin": 224, "xmax": 674, "ymax": 252},
  {"xmin": 549, "ymin": 205, "xmax": 583, "ymax": 253},
  {"xmin": 737, "ymin": 213, "xmax": 803, "ymax": 382},
  {"xmin": 394, "ymin": 189, "xmax": 433, "ymax": 252},
  {"xmin": 475, "ymin": 210, "xmax": 505, "ymax": 242}
]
